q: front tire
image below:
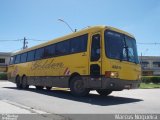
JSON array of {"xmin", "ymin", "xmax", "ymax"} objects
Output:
[
  {"xmin": 96, "ymin": 89, "xmax": 112, "ymax": 96},
  {"xmin": 46, "ymin": 87, "xmax": 52, "ymax": 90},
  {"xmin": 70, "ymin": 76, "xmax": 90, "ymax": 97}
]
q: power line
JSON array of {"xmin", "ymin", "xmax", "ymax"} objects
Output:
[
  {"xmin": 137, "ymin": 42, "xmax": 160, "ymax": 45},
  {"xmin": 27, "ymin": 39, "xmax": 48, "ymax": 41},
  {"xmin": 0, "ymin": 39, "xmax": 48, "ymax": 42},
  {"xmin": 0, "ymin": 39, "xmax": 23, "ymax": 42}
]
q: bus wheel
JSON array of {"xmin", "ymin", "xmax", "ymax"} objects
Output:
[
  {"xmin": 96, "ymin": 89, "xmax": 112, "ymax": 96},
  {"xmin": 16, "ymin": 76, "xmax": 22, "ymax": 89},
  {"xmin": 36, "ymin": 86, "xmax": 44, "ymax": 90},
  {"xmin": 22, "ymin": 76, "xmax": 29, "ymax": 89},
  {"xmin": 70, "ymin": 76, "xmax": 90, "ymax": 97},
  {"xmin": 46, "ymin": 87, "xmax": 52, "ymax": 90}
]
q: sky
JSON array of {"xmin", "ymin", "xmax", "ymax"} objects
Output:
[{"xmin": 0, "ymin": 0, "xmax": 160, "ymax": 56}]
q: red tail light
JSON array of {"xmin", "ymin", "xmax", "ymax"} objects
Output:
[{"xmin": 105, "ymin": 71, "xmax": 111, "ymax": 78}]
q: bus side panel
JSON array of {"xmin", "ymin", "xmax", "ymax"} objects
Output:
[
  {"xmin": 46, "ymin": 52, "xmax": 89, "ymax": 88},
  {"xmin": 21, "ymin": 52, "xmax": 89, "ymax": 88}
]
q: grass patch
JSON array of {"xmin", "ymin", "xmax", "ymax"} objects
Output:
[
  {"xmin": 141, "ymin": 76, "xmax": 160, "ymax": 84},
  {"xmin": 140, "ymin": 83, "xmax": 160, "ymax": 89}
]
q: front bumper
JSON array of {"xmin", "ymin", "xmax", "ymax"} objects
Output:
[
  {"xmin": 101, "ymin": 78, "xmax": 141, "ymax": 90},
  {"xmin": 87, "ymin": 77, "xmax": 141, "ymax": 90}
]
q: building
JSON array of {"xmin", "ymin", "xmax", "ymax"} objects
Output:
[
  {"xmin": 140, "ymin": 56, "xmax": 160, "ymax": 76},
  {"xmin": 0, "ymin": 52, "xmax": 12, "ymax": 72}
]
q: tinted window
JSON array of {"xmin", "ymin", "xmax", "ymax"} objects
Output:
[
  {"xmin": 91, "ymin": 34, "xmax": 100, "ymax": 61},
  {"xmin": 80, "ymin": 34, "xmax": 88, "ymax": 51},
  {"xmin": 105, "ymin": 31, "xmax": 124, "ymax": 60},
  {"xmin": 15, "ymin": 55, "xmax": 21, "ymax": 64},
  {"xmin": 70, "ymin": 34, "xmax": 88, "ymax": 53},
  {"xmin": 105, "ymin": 30, "xmax": 139, "ymax": 63},
  {"xmin": 125, "ymin": 36, "xmax": 139, "ymax": 63},
  {"xmin": 27, "ymin": 50, "xmax": 35, "ymax": 62},
  {"xmin": 35, "ymin": 48, "xmax": 44, "ymax": 60},
  {"xmin": 20, "ymin": 53, "xmax": 27, "ymax": 63},
  {"xmin": 55, "ymin": 40, "xmax": 70, "ymax": 56},
  {"xmin": 44, "ymin": 44, "xmax": 55, "ymax": 58}
]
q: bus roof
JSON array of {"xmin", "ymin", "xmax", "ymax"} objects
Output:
[
  {"xmin": 106, "ymin": 26, "xmax": 134, "ymax": 38},
  {"xmin": 12, "ymin": 25, "xmax": 134, "ymax": 55}
]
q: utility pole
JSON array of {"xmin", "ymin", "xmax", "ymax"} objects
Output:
[{"xmin": 23, "ymin": 37, "xmax": 28, "ymax": 49}]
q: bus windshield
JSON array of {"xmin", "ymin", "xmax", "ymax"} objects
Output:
[{"xmin": 105, "ymin": 30, "xmax": 139, "ymax": 64}]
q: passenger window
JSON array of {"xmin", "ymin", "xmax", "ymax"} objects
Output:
[
  {"xmin": 55, "ymin": 41, "xmax": 70, "ymax": 56},
  {"xmin": 70, "ymin": 34, "xmax": 88, "ymax": 53},
  {"xmin": 91, "ymin": 34, "xmax": 100, "ymax": 61},
  {"xmin": 27, "ymin": 50, "xmax": 35, "ymax": 62},
  {"xmin": 20, "ymin": 53, "xmax": 27, "ymax": 63},
  {"xmin": 70, "ymin": 38, "xmax": 80, "ymax": 53},
  {"xmin": 15, "ymin": 55, "xmax": 21, "ymax": 64},
  {"xmin": 80, "ymin": 34, "xmax": 88, "ymax": 52},
  {"xmin": 35, "ymin": 48, "xmax": 44, "ymax": 60},
  {"xmin": 44, "ymin": 44, "xmax": 55, "ymax": 58}
]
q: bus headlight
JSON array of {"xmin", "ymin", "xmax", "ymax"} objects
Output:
[
  {"xmin": 111, "ymin": 71, "xmax": 119, "ymax": 78},
  {"xmin": 105, "ymin": 71, "xmax": 119, "ymax": 78}
]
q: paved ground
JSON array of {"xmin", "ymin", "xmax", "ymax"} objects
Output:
[{"xmin": 0, "ymin": 81, "xmax": 160, "ymax": 115}]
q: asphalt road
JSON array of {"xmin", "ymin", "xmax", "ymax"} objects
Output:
[{"xmin": 0, "ymin": 81, "xmax": 160, "ymax": 114}]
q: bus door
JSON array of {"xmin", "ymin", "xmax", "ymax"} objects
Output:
[{"xmin": 89, "ymin": 33, "xmax": 102, "ymax": 88}]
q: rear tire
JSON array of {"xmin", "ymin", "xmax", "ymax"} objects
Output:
[
  {"xmin": 96, "ymin": 89, "xmax": 112, "ymax": 96},
  {"xmin": 70, "ymin": 76, "xmax": 90, "ymax": 97},
  {"xmin": 46, "ymin": 87, "xmax": 52, "ymax": 90},
  {"xmin": 16, "ymin": 76, "xmax": 22, "ymax": 89},
  {"xmin": 36, "ymin": 86, "xmax": 44, "ymax": 90},
  {"xmin": 22, "ymin": 76, "xmax": 29, "ymax": 89}
]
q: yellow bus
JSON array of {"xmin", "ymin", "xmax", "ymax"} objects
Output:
[{"xmin": 7, "ymin": 26, "xmax": 141, "ymax": 96}]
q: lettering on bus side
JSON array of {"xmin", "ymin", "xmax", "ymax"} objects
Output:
[
  {"xmin": 31, "ymin": 60, "xmax": 64, "ymax": 70},
  {"xmin": 112, "ymin": 65, "xmax": 122, "ymax": 69}
]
